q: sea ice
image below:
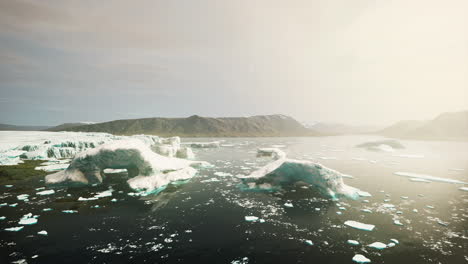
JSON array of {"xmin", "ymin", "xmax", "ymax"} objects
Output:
[
  {"xmin": 18, "ymin": 213, "xmax": 38, "ymax": 225},
  {"xmin": 256, "ymin": 148, "xmax": 286, "ymax": 160},
  {"xmin": 244, "ymin": 216, "xmax": 259, "ymax": 222},
  {"xmin": 344, "ymin": 220, "xmax": 375, "ymax": 231},
  {"xmin": 189, "ymin": 141, "xmax": 220, "ymax": 148},
  {"xmin": 368, "ymin": 242, "xmax": 387, "ymax": 249},
  {"xmin": 214, "ymin": 172, "xmax": 233, "ymax": 177},
  {"xmin": 36, "ymin": 189, "xmax": 55, "ymax": 195},
  {"xmin": 395, "ymin": 172, "xmax": 467, "ymax": 184},
  {"xmin": 5, "ymin": 226, "xmax": 24, "ymax": 232},
  {"xmin": 347, "ymin": 240, "xmax": 359, "ymax": 245},
  {"xmin": 17, "ymin": 194, "xmax": 29, "ymax": 201},
  {"xmin": 352, "ymin": 254, "xmax": 371, "ymax": 263}
]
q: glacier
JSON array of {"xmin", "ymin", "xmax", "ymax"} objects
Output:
[{"xmin": 239, "ymin": 157, "xmax": 369, "ymax": 200}]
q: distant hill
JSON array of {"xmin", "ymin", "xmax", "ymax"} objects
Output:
[
  {"xmin": 56, "ymin": 115, "xmax": 321, "ymax": 137},
  {"xmin": 0, "ymin": 123, "xmax": 50, "ymax": 131},
  {"xmin": 45, "ymin": 122, "xmax": 92, "ymax": 132},
  {"xmin": 379, "ymin": 110, "xmax": 468, "ymax": 141},
  {"xmin": 308, "ymin": 122, "xmax": 380, "ymax": 135}
]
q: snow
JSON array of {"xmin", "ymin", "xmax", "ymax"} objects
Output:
[
  {"xmin": 36, "ymin": 189, "xmax": 55, "ymax": 196},
  {"xmin": 344, "ymin": 220, "xmax": 375, "ymax": 231},
  {"xmin": 352, "ymin": 254, "xmax": 371, "ymax": 263},
  {"xmin": 46, "ymin": 139, "xmax": 207, "ymax": 192},
  {"xmin": 240, "ymin": 158, "xmax": 369, "ymax": 200},
  {"xmin": 368, "ymin": 242, "xmax": 387, "ymax": 249},
  {"xmin": 256, "ymin": 148, "xmax": 286, "ymax": 160},
  {"xmin": 395, "ymin": 172, "xmax": 467, "ymax": 184}
]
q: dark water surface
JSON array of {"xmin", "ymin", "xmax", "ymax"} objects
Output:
[{"xmin": 1, "ymin": 136, "xmax": 467, "ymax": 263}]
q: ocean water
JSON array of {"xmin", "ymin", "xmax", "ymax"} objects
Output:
[{"xmin": 1, "ymin": 135, "xmax": 467, "ymax": 263}]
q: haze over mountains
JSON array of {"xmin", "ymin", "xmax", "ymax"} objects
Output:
[{"xmin": 1, "ymin": 111, "xmax": 466, "ymax": 140}]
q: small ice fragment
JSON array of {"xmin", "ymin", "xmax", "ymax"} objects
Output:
[
  {"xmin": 5, "ymin": 185, "xmax": 13, "ymax": 188},
  {"xmin": 382, "ymin": 204, "xmax": 395, "ymax": 208},
  {"xmin": 284, "ymin": 202, "xmax": 293, "ymax": 208},
  {"xmin": 368, "ymin": 242, "xmax": 387, "ymax": 249},
  {"xmin": 214, "ymin": 172, "xmax": 232, "ymax": 177},
  {"xmin": 9, "ymin": 203, "xmax": 18, "ymax": 207},
  {"xmin": 42, "ymin": 208, "xmax": 53, "ymax": 212},
  {"xmin": 344, "ymin": 220, "xmax": 375, "ymax": 231},
  {"xmin": 400, "ymin": 196, "xmax": 408, "ymax": 199},
  {"xmin": 409, "ymin": 178, "xmax": 432, "ymax": 183},
  {"xmin": 31, "ymin": 255, "xmax": 38, "ymax": 259},
  {"xmin": 459, "ymin": 187, "xmax": 468, "ymax": 192},
  {"xmin": 437, "ymin": 220, "xmax": 449, "ymax": 226},
  {"xmin": 0, "ymin": 203, "xmax": 7, "ymax": 207},
  {"xmin": 17, "ymin": 194, "xmax": 29, "ymax": 201},
  {"xmin": 111, "ymin": 198, "xmax": 117, "ymax": 202},
  {"xmin": 390, "ymin": 239, "xmax": 399, "ymax": 244},
  {"xmin": 393, "ymin": 220, "xmax": 403, "ymax": 226},
  {"xmin": 337, "ymin": 211, "xmax": 342, "ymax": 215},
  {"xmin": 387, "ymin": 242, "xmax": 396, "ymax": 248},
  {"xmin": 426, "ymin": 205, "xmax": 434, "ymax": 209},
  {"xmin": 245, "ymin": 216, "xmax": 259, "ymax": 222},
  {"xmin": 78, "ymin": 197, "xmax": 98, "ymax": 201},
  {"xmin": 361, "ymin": 209, "xmax": 372, "ymax": 213},
  {"xmin": 362, "ymin": 200, "xmax": 369, "ymax": 203},
  {"xmin": 18, "ymin": 213, "xmax": 38, "ymax": 225},
  {"xmin": 357, "ymin": 191, "xmax": 372, "ymax": 197},
  {"xmin": 36, "ymin": 190, "xmax": 55, "ymax": 196},
  {"xmin": 412, "ymin": 209, "xmax": 418, "ymax": 213},
  {"xmin": 258, "ymin": 219, "xmax": 265, "ymax": 223},
  {"xmin": 37, "ymin": 230, "xmax": 48, "ymax": 236},
  {"xmin": 304, "ymin": 240, "xmax": 314, "ymax": 246},
  {"xmin": 315, "ymin": 208, "xmax": 320, "ymax": 211},
  {"xmin": 339, "ymin": 206, "xmax": 346, "ymax": 210},
  {"xmin": 352, "ymin": 254, "xmax": 371, "ymax": 263},
  {"xmin": 5, "ymin": 226, "xmax": 24, "ymax": 232},
  {"xmin": 62, "ymin": 210, "xmax": 78, "ymax": 214},
  {"xmin": 395, "ymin": 172, "xmax": 467, "ymax": 184},
  {"xmin": 347, "ymin": 240, "xmax": 359, "ymax": 245}
]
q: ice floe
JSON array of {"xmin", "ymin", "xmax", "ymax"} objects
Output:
[
  {"xmin": 347, "ymin": 240, "xmax": 359, "ymax": 245},
  {"xmin": 256, "ymin": 148, "xmax": 286, "ymax": 160},
  {"xmin": 344, "ymin": 220, "xmax": 375, "ymax": 231},
  {"xmin": 36, "ymin": 189, "xmax": 55, "ymax": 195},
  {"xmin": 4, "ymin": 226, "xmax": 24, "ymax": 232},
  {"xmin": 38, "ymin": 230, "xmax": 48, "ymax": 236},
  {"xmin": 368, "ymin": 242, "xmax": 387, "ymax": 249},
  {"xmin": 18, "ymin": 213, "xmax": 38, "ymax": 225},
  {"xmin": 394, "ymin": 172, "xmax": 467, "ymax": 184},
  {"xmin": 189, "ymin": 141, "xmax": 221, "ymax": 148},
  {"xmin": 352, "ymin": 254, "xmax": 371, "ymax": 263}
]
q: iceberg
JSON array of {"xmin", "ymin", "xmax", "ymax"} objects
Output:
[
  {"xmin": 352, "ymin": 254, "xmax": 371, "ymax": 263},
  {"xmin": 344, "ymin": 220, "xmax": 375, "ymax": 231},
  {"xmin": 239, "ymin": 158, "xmax": 369, "ymax": 200},
  {"xmin": 256, "ymin": 148, "xmax": 286, "ymax": 160},
  {"xmin": 356, "ymin": 140, "xmax": 404, "ymax": 152},
  {"xmin": 189, "ymin": 141, "xmax": 221, "ymax": 148},
  {"xmin": 394, "ymin": 172, "xmax": 467, "ymax": 184},
  {"xmin": 46, "ymin": 140, "xmax": 206, "ymax": 192}
]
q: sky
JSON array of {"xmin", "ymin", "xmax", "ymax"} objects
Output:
[{"xmin": 0, "ymin": 0, "xmax": 467, "ymax": 126}]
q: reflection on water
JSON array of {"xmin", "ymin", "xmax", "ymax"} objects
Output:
[{"xmin": 0, "ymin": 135, "xmax": 467, "ymax": 263}]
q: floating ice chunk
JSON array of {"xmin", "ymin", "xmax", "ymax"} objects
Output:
[
  {"xmin": 368, "ymin": 242, "xmax": 387, "ymax": 249},
  {"xmin": 5, "ymin": 226, "xmax": 24, "ymax": 232},
  {"xmin": 459, "ymin": 187, "xmax": 468, "ymax": 192},
  {"xmin": 347, "ymin": 240, "xmax": 359, "ymax": 245},
  {"xmin": 352, "ymin": 254, "xmax": 371, "ymax": 263},
  {"xmin": 344, "ymin": 220, "xmax": 375, "ymax": 231},
  {"xmin": 409, "ymin": 178, "xmax": 432, "ymax": 183},
  {"xmin": 426, "ymin": 205, "xmax": 435, "ymax": 209},
  {"xmin": 231, "ymin": 257, "xmax": 249, "ymax": 264},
  {"xmin": 342, "ymin": 174, "xmax": 354, "ymax": 179},
  {"xmin": 62, "ymin": 210, "xmax": 78, "ymax": 214},
  {"xmin": 19, "ymin": 213, "xmax": 38, "ymax": 225},
  {"xmin": 400, "ymin": 196, "xmax": 409, "ymax": 199},
  {"xmin": 387, "ymin": 242, "xmax": 396, "ymax": 248},
  {"xmin": 0, "ymin": 203, "xmax": 7, "ymax": 207},
  {"xmin": 361, "ymin": 209, "xmax": 372, "ymax": 213},
  {"xmin": 357, "ymin": 191, "xmax": 372, "ymax": 197},
  {"xmin": 214, "ymin": 172, "xmax": 233, "ymax": 177},
  {"xmin": 5, "ymin": 185, "xmax": 13, "ymax": 188},
  {"xmin": 36, "ymin": 189, "xmax": 55, "ymax": 196},
  {"xmin": 382, "ymin": 204, "xmax": 395, "ymax": 208},
  {"xmin": 9, "ymin": 203, "xmax": 18, "ymax": 207},
  {"xmin": 0, "ymin": 216, "xmax": 5, "ymax": 220},
  {"xmin": 17, "ymin": 194, "xmax": 29, "ymax": 201},
  {"xmin": 356, "ymin": 140, "xmax": 404, "ymax": 152},
  {"xmin": 103, "ymin": 168, "xmax": 127, "ymax": 174},
  {"xmin": 393, "ymin": 220, "xmax": 403, "ymax": 226},
  {"xmin": 189, "ymin": 141, "xmax": 220, "ymax": 148},
  {"xmin": 111, "ymin": 198, "xmax": 117, "ymax": 202},
  {"xmin": 35, "ymin": 163, "xmax": 69, "ymax": 172},
  {"xmin": 245, "ymin": 216, "xmax": 259, "ymax": 222},
  {"xmin": 336, "ymin": 211, "xmax": 342, "ymax": 215},
  {"xmin": 78, "ymin": 197, "xmax": 98, "ymax": 201},
  {"xmin": 240, "ymin": 159, "xmax": 369, "ymax": 200},
  {"xmin": 37, "ymin": 230, "xmax": 48, "ymax": 236},
  {"xmin": 304, "ymin": 240, "xmax": 314, "ymax": 246},
  {"xmin": 395, "ymin": 172, "xmax": 467, "ymax": 184},
  {"xmin": 437, "ymin": 220, "xmax": 449, "ymax": 226},
  {"xmin": 284, "ymin": 202, "xmax": 293, "ymax": 208},
  {"xmin": 42, "ymin": 208, "xmax": 53, "ymax": 212},
  {"xmin": 412, "ymin": 209, "xmax": 418, "ymax": 213},
  {"xmin": 390, "ymin": 239, "xmax": 399, "ymax": 244},
  {"xmin": 256, "ymin": 148, "xmax": 286, "ymax": 160},
  {"xmin": 201, "ymin": 178, "xmax": 220, "ymax": 183},
  {"xmin": 128, "ymin": 167, "xmax": 197, "ymax": 192}
]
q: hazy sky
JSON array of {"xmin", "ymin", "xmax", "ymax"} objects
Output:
[{"xmin": 1, "ymin": 0, "xmax": 467, "ymax": 126}]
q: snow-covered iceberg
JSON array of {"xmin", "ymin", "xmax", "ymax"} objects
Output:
[
  {"xmin": 356, "ymin": 140, "xmax": 404, "ymax": 152},
  {"xmin": 239, "ymin": 158, "xmax": 369, "ymax": 200},
  {"xmin": 45, "ymin": 140, "xmax": 207, "ymax": 192},
  {"xmin": 256, "ymin": 148, "xmax": 286, "ymax": 160}
]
